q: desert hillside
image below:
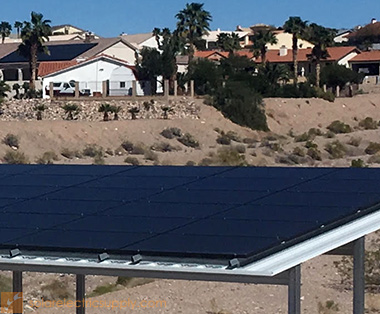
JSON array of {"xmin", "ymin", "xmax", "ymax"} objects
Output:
[{"xmin": 1, "ymin": 93, "xmax": 380, "ymax": 313}]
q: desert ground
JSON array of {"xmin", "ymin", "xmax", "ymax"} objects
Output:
[{"xmin": 1, "ymin": 88, "xmax": 380, "ymax": 313}]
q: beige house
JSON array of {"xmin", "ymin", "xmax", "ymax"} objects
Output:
[{"xmin": 51, "ymin": 24, "xmax": 87, "ymax": 35}]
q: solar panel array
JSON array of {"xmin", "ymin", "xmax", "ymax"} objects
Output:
[
  {"xmin": 0, "ymin": 165, "xmax": 380, "ymax": 263},
  {"xmin": 0, "ymin": 43, "xmax": 97, "ymax": 63}
]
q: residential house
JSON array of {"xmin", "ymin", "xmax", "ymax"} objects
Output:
[
  {"xmin": 0, "ymin": 37, "xmax": 140, "ymax": 84},
  {"xmin": 334, "ymin": 29, "xmax": 353, "ymax": 44},
  {"xmin": 51, "ymin": 24, "xmax": 88, "ymax": 36},
  {"xmin": 195, "ymin": 46, "xmax": 360, "ymax": 78},
  {"xmin": 201, "ymin": 29, "xmax": 249, "ymax": 50},
  {"xmin": 349, "ymin": 50, "xmax": 380, "ymax": 76},
  {"xmin": 235, "ymin": 25, "xmax": 314, "ymax": 50},
  {"xmin": 40, "ymin": 55, "xmax": 148, "ymax": 98},
  {"xmin": 121, "ymin": 33, "xmax": 158, "ymax": 50},
  {"xmin": 346, "ymin": 18, "xmax": 380, "ymax": 49}
]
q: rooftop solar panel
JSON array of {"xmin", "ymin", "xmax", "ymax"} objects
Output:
[
  {"xmin": 1, "ymin": 165, "xmax": 380, "ymax": 265},
  {"xmin": 0, "ymin": 43, "xmax": 97, "ymax": 63}
]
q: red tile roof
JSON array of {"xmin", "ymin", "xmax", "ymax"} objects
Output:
[
  {"xmin": 194, "ymin": 47, "xmax": 358, "ymax": 64},
  {"xmin": 38, "ymin": 61, "xmax": 78, "ymax": 77},
  {"xmin": 349, "ymin": 50, "xmax": 380, "ymax": 62}
]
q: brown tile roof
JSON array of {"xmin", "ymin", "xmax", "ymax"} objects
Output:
[
  {"xmin": 38, "ymin": 61, "xmax": 78, "ymax": 77},
  {"xmin": 121, "ymin": 33, "xmax": 154, "ymax": 45},
  {"xmin": 193, "ymin": 47, "xmax": 358, "ymax": 64},
  {"xmin": 347, "ymin": 22, "xmax": 380, "ymax": 39},
  {"xmin": 349, "ymin": 50, "xmax": 380, "ymax": 62}
]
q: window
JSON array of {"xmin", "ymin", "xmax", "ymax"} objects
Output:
[{"xmin": 120, "ymin": 82, "xmax": 126, "ymax": 88}]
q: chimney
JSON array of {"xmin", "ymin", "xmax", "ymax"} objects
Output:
[
  {"xmin": 371, "ymin": 18, "xmax": 377, "ymax": 24},
  {"xmin": 84, "ymin": 32, "xmax": 95, "ymax": 43},
  {"xmin": 279, "ymin": 45, "xmax": 288, "ymax": 57},
  {"xmin": 217, "ymin": 28, "xmax": 221, "ymax": 32}
]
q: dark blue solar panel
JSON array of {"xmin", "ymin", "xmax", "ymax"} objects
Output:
[
  {"xmin": 1, "ymin": 165, "xmax": 380, "ymax": 262},
  {"xmin": 0, "ymin": 44, "xmax": 97, "ymax": 63}
]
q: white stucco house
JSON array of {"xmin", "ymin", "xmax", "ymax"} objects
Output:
[{"xmin": 41, "ymin": 55, "xmax": 149, "ymax": 98}]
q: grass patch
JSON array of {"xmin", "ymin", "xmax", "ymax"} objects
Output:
[{"xmin": 41, "ymin": 280, "xmax": 71, "ymax": 301}]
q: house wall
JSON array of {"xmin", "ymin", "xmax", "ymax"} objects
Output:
[
  {"xmin": 52, "ymin": 26, "xmax": 83, "ymax": 35},
  {"xmin": 334, "ymin": 33, "xmax": 350, "ymax": 43},
  {"xmin": 42, "ymin": 60, "xmax": 137, "ymax": 98},
  {"xmin": 101, "ymin": 42, "xmax": 137, "ymax": 64},
  {"xmin": 338, "ymin": 52, "xmax": 359, "ymax": 67},
  {"xmin": 140, "ymin": 37, "xmax": 159, "ymax": 49},
  {"xmin": 267, "ymin": 33, "xmax": 314, "ymax": 50}
]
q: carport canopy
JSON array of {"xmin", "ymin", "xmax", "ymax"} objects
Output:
[{"xmin": 0, "ymin": 165, "xmax": 379, "ymax": 314}]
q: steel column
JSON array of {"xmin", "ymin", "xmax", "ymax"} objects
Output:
[
  {"xmin": 288, "ymin": 265, "xmax": 301, "ymax": 314},
  {"xmin": 12, "ymin": 271, "xmax": 23, "ymax": 314},
  {"xmin": 76, "ymin": 274, "xmax": 85, "ymax": 314},
  {"xmin": 353, "ymin": 237, "xmax": 365, "ymax": 314}
]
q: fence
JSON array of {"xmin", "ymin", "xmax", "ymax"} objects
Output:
[{"xmin": 45, "ymin": 80, "xmax": 194, "ymax": 99}]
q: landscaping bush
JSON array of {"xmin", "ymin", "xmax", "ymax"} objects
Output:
[
  {"xmin": 82, "ymin": 144, "xmax": 104, "ymax": 158},
  {"xmin": 124, "ymin": 157, "xmax": 140, "ymax": 165},
  {"xmin": 293, "ymin": 146, "xmax": 305, "ymax": 157},
  {"xmin": 177, "ymin": 133, "xmax": 200, "ymax": 148},
  {"xmin": 351, "ymin": 159, "xmax": 366, "ymax": 168},
  {"xmin": 327, "ymin": 120, "xmax": 352, "ymax": 134},
  {"xmin": 368, "ymin": 155, "xmax": 380, "ymax": 164},
  {"xmin": 347, "ymin": 137, "xmax": 362, "ymax": 147},
  {"xmin": 325, "ymin": 141, "xmax": 347, "ymax": 159},
  {"xmin": 121, "ymin": 141, "xmax": 134, "ymax": 153},
  {"xmin": 359, "ymin": 117, "xmax": 378, "ymax": 130},
  {"xmin": 307, "ymin": 147, "xmax": 322, "ymax": 161},
  {"xmin": 365, "ymin": 142, "xmax": 380, "ymax": 155},
  {"xmin": 160, "ymin": 127, "xmax": 182, "ymax": 139},
  {"xmin": 36, "ymin": 151, "xmax": 59, "ymax": 164},
  {"xmin": 3, "ymin": 151, "xmax": 29, "ymax": 164},
  {"xmin": 151, "ymin": 142, "xmax": 180, "ymax": 152},
  {"xmin": 2, "ymin": 133, "xmax": 19, "ymax": 148}
]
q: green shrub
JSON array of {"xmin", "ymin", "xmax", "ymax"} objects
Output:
[
  {"xmin": 324, "ymin": 131, "xmax": 336, "ymax": 139},
  {"xmin": 351, "ymin": 159, "xmax": 366, "ymax": 168},
  {"xmin": 160, "ymin": 128, "xmax": 182, "ymax": 139},
  {"xmin": 125, "ymin": 157, "xmax": 140, "ymax": 165},
  {"xmin": 368, "ymin": 155, "xmax": 380, "ymax": 164},
  {"xmin": 325, "ymin": 141, "xmax": 347, "ymax": 159},
  {"xmin": 36, "ymin": 151, "xmax": 59, "ymax": 164},
  {"xmin": 327, "ymin": 120, "xmax": 352, "ymax": 134},
  {"xmin": 3, "ymin": 151, "xmax": 29, "ymax": 164},
  {"xmin": 186, "ymin": 161, "xmax": 196, "ymax": 166},
  {"xmin": 234, "ymin": 144, "xmax": 246, "ymax": 154},
  {"xmin": 365, "ymin": 142, "xmax": 380, "ymax": 155},
  {"xmin": 305, "ymin": 141, "xmax": 318, "ymax": 149},
  {"xmin": 293, "ymin": 147, "xmax": 305, "ymax": 157},
  {"xmin": 130, "ymin": 144, "xmax": 146, "ymax": 155},
  {"xmin": 216, "ymin": 134, "xmax": 231, "ymax": 145},
  {"xmin": 214, "ymin": 147, "xmax": 247, "ymax": 166},
  {"xmin": 347, "ymin": 137, "xmax": 362, "ymax": 147},
  {"xmin": 308, "ymin": 128, "xmax": 323, "ymax": 137},
  {"xmin": 121, "ymin": 141, "xmax": 134, "ymax": 152},
  {"xmin": 83, "ymin": 144, "xmax": 103, "ymax": 158},
  {"xmin": 307, "ymin": 147, "xmax": 322, "ymax": 161},
  {"xmin": 359, "ymin": 117, "xmax": 378, "ymax": 130},
  {"xmin": 2, "ymin": 133, "xmax": 19, "ymax": 148},
  {"xmin": 151, "ymin": 142, "xmax": 180, "ymax": 152},
  {"xmin": 93, "ymin": 155, "xmax": 105, "ymax": 165},
  {"xmin": 144, "ymin": 150, "xmax": 159, "ymax": 162},
  {"xmin": 178, "ymin": 133, "xmax": 200, "ymax": 148},
  {"xmin": 294, "ymin": 132, "xmax": 313, "ymax": 143}
]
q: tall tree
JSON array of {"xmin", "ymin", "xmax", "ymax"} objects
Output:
[
  {"xmin": 18, "ymin": 12, "xmax": 52, "ymax": 91},
  {"xmin": 250, "ymin": 29, "xmax": 278, "ymax": 64},
  {"xmin": 14, "ymin": 21, "xmax": 23, "ymax": 38},
  {"xmin": 305, "ymin": 23, "xmax": 335, "ymax": 87},
  {"xmin": 283, "ymin": 17, "xmax": 308, "ymax": 84},
  {"xmin": 0, "ymin": 22, "xmax": 12, "ymax": 44},
  {"xmin": 176, "ymin": 2, "xmax": 212, "ymax": 61},
  {"xmin": 216, "ymin": 33, "xmax": 241, "ymax": 55}
]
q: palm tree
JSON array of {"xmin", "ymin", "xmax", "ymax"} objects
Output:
[
  {"xmin": 251, "ymin": 29, "xmax": 278, "ymax": 64},
  {"xmin": 18, "ymin": 12, "xmax": 52, "ymax": 91},
  {"xmin": 176, "ymin": 2, "xmax": 212, "ymax": 61},
  {"xmin": 217, "ymin": 33, "xmax": 241, "ymax": 55},
  {"xmin": 62, "ymin": 103, "xmax": 80, "ymax": 120},
  {"xmin": 128, "ymin": 107, "xmax": 140, "ymax": 120},
  {"xmin": 0, "ymin": 81, "xmax": 10, "ymax": 103},
  {"xmin": 111, "ymin": 106, "xmax": 122, "ymax": 120},
  {"xmin": 14, "ymin": 21, "xmax": 23, "ymax": 38},
  {"xmin": 0, "ymin": 22, "xmax": 12, "ymax": 44},
  {"xmin": 98, "ymin": 103, "xmax": 113, "ymax": 121},
  {"xmin": 305, "ymin": 23, "xmax": 335, "ymax": 87},
  {"xmin": 283, "ymin": 17, "xmax": 308, "ymax": 84}
]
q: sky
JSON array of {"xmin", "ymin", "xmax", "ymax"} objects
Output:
[{"xmin": 1, "ymin": 0, "xmax": 380, "ymax": 37}]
